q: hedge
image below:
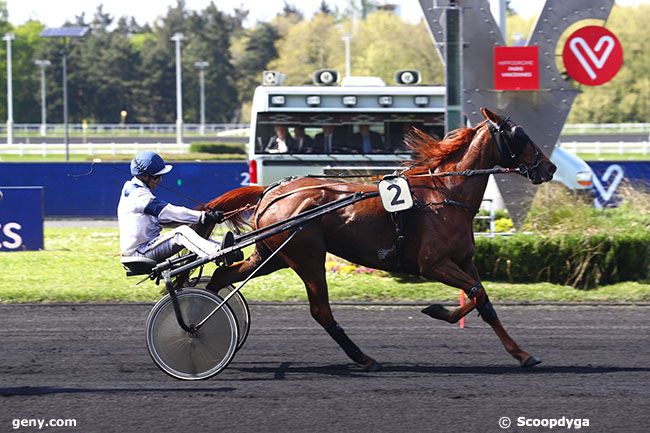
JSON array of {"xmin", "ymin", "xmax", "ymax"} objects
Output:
[
  {"xmin": 474, "ymin": 232, "xmax": 650, "ymax": 289},
  {"xmin": 189, "ymin": 142, "xmax": 246, "ymax": 155}
]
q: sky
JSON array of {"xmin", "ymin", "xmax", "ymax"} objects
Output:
[{"xmin": 7, "ymin": 0, "xmax": 647, "ymax": 29}]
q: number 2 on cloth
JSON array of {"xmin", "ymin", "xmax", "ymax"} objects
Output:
[{"xmin": 378, "ymin": 177, "xmax": 413, "ymax": 212}]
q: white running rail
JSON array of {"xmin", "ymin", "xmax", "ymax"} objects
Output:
[{"xmin": 559, "ymin": 141, "xmax": 649, "ymax": 155}]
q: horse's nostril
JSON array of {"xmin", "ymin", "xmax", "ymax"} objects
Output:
[{"xmin": 548, "ymin": 164, "xmax": 557, "ymax": 174}]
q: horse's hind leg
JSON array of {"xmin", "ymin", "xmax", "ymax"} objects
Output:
[
  {"xmin": 206, "ymin": 245, "xmax": 288, "ymax": 291},
  {"xmin": 422, "ymin": 259, "xmax": 540, "ymax": 368},
  {"xmin": 278, "ymin": 232, "xmax": 381, "ymax": 372},
  {"xmin": 299, "ymin": 265, "xmax": 382, "ymax": 372},
  {"xmin": 420, "ymin": 258, "xmax": 480, "ymax": 323}
]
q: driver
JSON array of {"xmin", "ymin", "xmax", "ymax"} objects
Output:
[{"xmin": 118, "ymin": 150, "xmax": 223, "ymax": 262}]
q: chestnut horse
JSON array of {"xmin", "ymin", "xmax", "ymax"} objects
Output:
[{"xmin": 201, "ymin": 108, "xmax": 556, "ymax": 371}]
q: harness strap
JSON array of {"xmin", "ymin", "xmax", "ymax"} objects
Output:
[
  {"xmin": 257, "ymin": 184, "xmax": 370, "ymax": 218},
  {"xmin": 487, "ymin": 120, "xmax": 517, "ymax": 167},
  {"xmin": 392, "ymin": 211, "xmax": 408, "ymax": 272}
]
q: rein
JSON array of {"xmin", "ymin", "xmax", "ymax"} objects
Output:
[
  {"xmin": 69, "ymin": 161, "xmax": 208, "ymax": 208},
  {"xmin": 407, "ymin": 166, "xmax": 522, "ymax": 179},
  {"xmin": 303, "ymin": 165, "xmax": 523, "ymax": 182}
]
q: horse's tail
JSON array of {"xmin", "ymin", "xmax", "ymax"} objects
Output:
[{"xmin": 205, "ymin": 186, "xmax": 266, "ymax": 233}]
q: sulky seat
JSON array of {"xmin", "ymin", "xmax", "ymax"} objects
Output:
[{"xmin": 120, "ymin": 256, "xmax": 158, "ymax": 277}]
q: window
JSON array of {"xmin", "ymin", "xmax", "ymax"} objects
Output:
[{"xmin": 254, "ymin": 112, "xmax": 444, "ymax": 155}]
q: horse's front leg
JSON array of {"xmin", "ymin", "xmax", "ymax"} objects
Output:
[{"xmin": 422, "ymin": 258, "xmax": 541, "ymax": 368}]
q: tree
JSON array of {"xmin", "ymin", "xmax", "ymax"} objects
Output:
[
  {"xmin": 61, "ymin": 6, "xmax": 145, "ymax": 123},
  {"xmin": 352, "ymin": 11, "xmax": 443, "ymax": 84},
  {"xmin": 318, "ymin": 1, "xmax": 333, "ymax": 16},
  {"xmin": 10, "ymin": 21, "xmax": 47, "ymax": 123},
  {"xmin": 233, "ymin": 22, "xmax": 280, "ymax": 108},
  {"xmin": 269, "ymin": 10, "xmax": 443, "ymax": 86},
  {"xmin": 281, "ymin": 2, "xmax": 303, "ymax": 20},
  {"xmin": 343, "ymin": 0, "xmax": 380, "ymax": 20},
  {"xmin": 567, "ymin": 4, "xmax": 650, "ymax": 123},
  {"xmin": 505, "ymin": 12, "xmax": 535, "ymax": 45},
  {"xmin": 184, "ymin": 3, "xmax": 240, "ymax": 123},
  {"xmin": 269, "ymin": 12, "xmax": 341, "ymax": 84}
]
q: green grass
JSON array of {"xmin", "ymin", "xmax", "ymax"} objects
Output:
[
  {"xmin": 524, "ymin": 183, "xmax": 650, "ymax": 235},
  {"xmin": 577, "ymin": 153, "xmax": 650, "ymax": 161},
  {"xmin": 562, "ymin": 127, "xmax": 650, "ymax": 134},
  {"xmin": 0, "ymin": 227, "xmax": 647, "ymax": 303}
]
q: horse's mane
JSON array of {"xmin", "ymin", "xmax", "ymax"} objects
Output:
[
  {"xmin": 404, "ymin": 124, "xmax": 482, "ymax": 169},
  {"xmin": 204, "ymin": 186, "xmax": 265, "ymax": 233}
]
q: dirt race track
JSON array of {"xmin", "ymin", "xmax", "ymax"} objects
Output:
[{"xmin": 0, "ymin": 303, "xmax": 648, "ymax": 433}]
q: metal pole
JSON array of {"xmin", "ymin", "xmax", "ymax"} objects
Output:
[
  {"xmin": 199, "ymin": 68, "xmax": 205, "ymax": 135},
  {"xmin": 444, "ymin": 2, "xmax": 463, "ymax": 133},
  {"xmin": 35, "ymin": 60, "xmax": 51, "ymax": 137},
  {"xmin": 40, "ymin": 65, "xmax": 47, "ymax": 136},
  {"xmin": 194, "ymin": 61, "xmax": 209, "ymax": 136},
  {"xmin": 342, "ymin": 33, "xmax": 351, "ymax": 77},
  {"xmin": 490, "ymin": 0, "xmax": 507, "ymax": 40},
  {"xmin": 62, "ymin": 48, "xmax": 69, "ymax": 161},
  {"xmin": 171, "ymin": 33, "xmax": 184, "ymax": 146},
  {"xmin": 4, "ymin": 33, "xmax": 15, "ymax": 146}
]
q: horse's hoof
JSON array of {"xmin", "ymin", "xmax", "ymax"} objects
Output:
[
  {"xmin": 520, "ymin": 355, "xmax": 542, "ymax": 368},
  {"xmin": 421, "ymin": 304, "xmax": 450, "ymax": 321},
  {"xmin": 362, "ymin": 359, "xmax": 383, "ymax": 372}
]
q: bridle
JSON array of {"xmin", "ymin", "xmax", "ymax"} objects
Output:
[{"xmin": 486, "ymin": 117, "xmax": 542, "ymax": 181}]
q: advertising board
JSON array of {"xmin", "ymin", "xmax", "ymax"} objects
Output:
[{"xmin": 0, "ymin": 186, "xmax": 44, "ymax": 251}]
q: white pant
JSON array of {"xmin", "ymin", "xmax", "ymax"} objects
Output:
[{"xmin": 134, "ymin": 225, "xmax": 220, "ymax": 262}]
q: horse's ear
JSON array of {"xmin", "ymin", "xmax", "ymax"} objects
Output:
[{"xmin": 480, "ymin": 107, "xmax": 504, "ymax": 125}]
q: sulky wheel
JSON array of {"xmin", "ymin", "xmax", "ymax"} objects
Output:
[
  {"xmin": 146, "ymin": 289, "xmax": 238, "ymax": 380},
  {"xmin": 188, "ymin": 277, "xmax": 251, "ymax": 351}
]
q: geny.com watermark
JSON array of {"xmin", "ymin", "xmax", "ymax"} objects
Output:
[
  {"xmin": 11, "ymin": 419, "xmax": 77, "ymax": 430},
  {"xmin": 499, "ymin": 416, "xmax": 590, "ymax": 429}
]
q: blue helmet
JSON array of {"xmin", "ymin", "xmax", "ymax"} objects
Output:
[{"xmin": 130, "ymin": 151, "xmax": 173, "ymax": 177}]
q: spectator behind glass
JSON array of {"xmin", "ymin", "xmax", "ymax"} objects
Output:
[
  {"xmin": 314, "ymin": 125, "xmax": 342, "ymax": 153},
  {"xmin": 292, "ymin": 125, "xmax": 314, "ymax": 153},
  {"xmin": 265, "ymin": 125, "xmax": 297, "ymax": 153},
  {"xmin": 351, "ymin": 124, "xmax": 384, "ymax": 154}
]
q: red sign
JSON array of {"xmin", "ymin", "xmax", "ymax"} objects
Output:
[
  {"xmin": 493, "ymin": 46, "xmax": 539, "ymax": 91},
  {"xmin": 562, "ymin": 26, "xmax": 623, "ymax": 86}
]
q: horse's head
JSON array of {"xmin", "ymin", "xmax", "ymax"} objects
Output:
[{"xmin": 480, "ymin": 107, "xmax": 556, "ymax": 185}]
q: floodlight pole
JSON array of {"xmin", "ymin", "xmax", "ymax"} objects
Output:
[
  {"xmin": 62, "ymin": 45, "xmax": 71, "ymax": 160},
  {"xmin": 34, "ymin": 60, "xmax": 51, "ymax": 137},
  {"xmin": 4, "ymin": 33, "xmax": 15, "ymax": 146},
  {"xmin": 171, "ymin": 32, "xmax": 185, "ymax": 146},
  {"xmin": 342, "ymin": 33, "xmax": 351, "ymax": 77},
  {"xmin": 194, "ymin": 61, "xmax": 209, "ymax": 136},
  {"xmin": 39, "ymin": 26, "xmax": 89, "ymax": 160}
]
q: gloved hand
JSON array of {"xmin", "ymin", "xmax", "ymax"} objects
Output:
[{"xmin": 202, "ymin": 209, "xmax": 224, "ymax": 224}]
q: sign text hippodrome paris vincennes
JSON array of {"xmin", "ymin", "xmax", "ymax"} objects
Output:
[{"xmin": 493, "ymin": 46, "xmax": 539, "ymax": 91}]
